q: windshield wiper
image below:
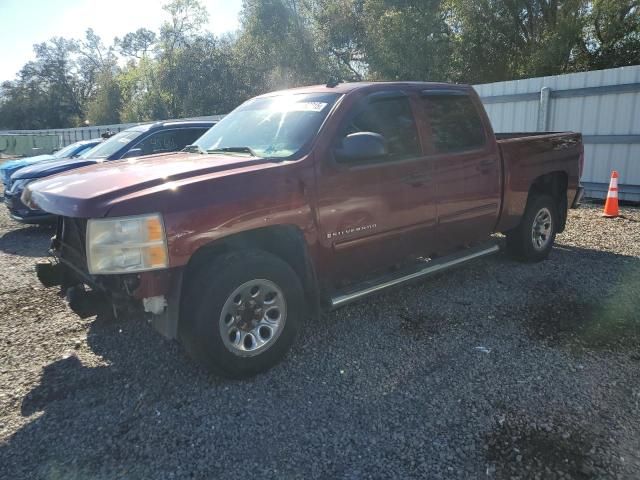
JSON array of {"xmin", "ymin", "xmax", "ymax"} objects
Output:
[
  {"xmin": 183, "ymin": 144, "xmax": 207, "ymax": 154},
  {"xmin": 207, "ymin": 146, "xmax": 257, "ymax": 157}
]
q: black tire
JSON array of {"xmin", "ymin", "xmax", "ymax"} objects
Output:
[
  {"xmin": 179, "ymin": 249, "xmax": 305, "ymax": 378},
  {"xmin": 506, "ymin": 194, "xmax": 558, "ymax": 262}
]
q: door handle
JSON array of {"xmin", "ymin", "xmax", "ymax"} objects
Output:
[
  {"xmin": 402, "ymin": 174, "xmax": 431, "ymax": 187},
  {"xmin": 477, "ymin": 159, "xmax": 495, "ymax": 173}
]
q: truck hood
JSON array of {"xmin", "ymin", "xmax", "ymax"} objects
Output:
[
  {"xmin": 25, "ymin": 152, "xmax": 277, "ymax": 218},
  {"xmin": 12, "ymin": 157, "xmax": 100, "ymax": 180}
]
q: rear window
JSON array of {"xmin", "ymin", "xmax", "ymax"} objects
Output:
[{"xmin": 422, "ymin": 94, "xmax": 486, "ymax": 153}]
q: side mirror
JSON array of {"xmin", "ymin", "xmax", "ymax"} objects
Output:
[
  {"xmin": 121, "ymin": 147, "xmax": 143, "ymax": 159},
  {"xmin": 334, "ymin": 132, "xmax": 388, "ymax": 162}
]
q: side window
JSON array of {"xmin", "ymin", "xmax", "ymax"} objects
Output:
[
  {"xmin": 339, "ymin": 96, "xmax": 420, "ymax": 162},
  {"xmin": 134, "ymin": 128, "xmax": 208, "ymax": 155},
  {"xmin": 179, "ymin": 128, "xmax": 209, "ymax": 146},
  {"xmin": 71, "ymin": 144, "xmax": 93, "ymax": 157},
  {"xmin": 422, "ymin": 94, "xmax": 486, "ymax": 153}
]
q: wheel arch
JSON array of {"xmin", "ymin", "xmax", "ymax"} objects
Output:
[
  {"xmin": 528, "ymin": 171, "xmax": 569, "ymax": 232},
  {"xmin": 180, "ymin": 225, "xmax": 320, "ymax": 322}
]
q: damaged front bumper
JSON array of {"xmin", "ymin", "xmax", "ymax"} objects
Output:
[{"xmin": 39, "ymin": 219, "xmax": 184, "ymax": 339}]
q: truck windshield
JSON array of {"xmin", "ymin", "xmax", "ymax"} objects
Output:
[
  {"xmin": 80, "ymin": 128, "xmax": 147, "ymax": 159},
  {"xmin": 194, "ymin": 92, "xmax": 341, "ymax": 159}
]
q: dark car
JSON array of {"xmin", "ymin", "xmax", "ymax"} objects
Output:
[{"xmin": 5, "ymin": 120, "xmax": 214, "ymax": 223}]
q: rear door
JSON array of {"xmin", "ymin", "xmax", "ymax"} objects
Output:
[
  {"xmin": 421, "ymin": 90, "xmax": 501, "ymax": 250},
  {"xmin": 315, "ymin": 91, "xmax": 437, "ymax": 285}
]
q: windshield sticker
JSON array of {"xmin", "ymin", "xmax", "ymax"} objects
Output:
[
  {"xmin": 290, "ymin": 102, "xmax": 328, "ymax": 112},
  {"xmin": 269, "ymin": 101, "xmax": 328, "ymax": 113}
]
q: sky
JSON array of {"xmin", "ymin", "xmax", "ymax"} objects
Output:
[{"xmin": 0, "ymin": 0, "xmax": 243, "ymax": 81}]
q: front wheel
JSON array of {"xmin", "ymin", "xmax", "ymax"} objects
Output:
[
  {"xmin": 506, "ymin": 194, "xmax": 558, "ymax": 262},
  {"xmin": 179, "ymin": 250, "xmax": 305, "ymax": 378}
]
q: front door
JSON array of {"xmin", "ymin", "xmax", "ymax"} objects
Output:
[{"xmin": 314, "ymin": 91, "xmax": 437, "ymax": 287}]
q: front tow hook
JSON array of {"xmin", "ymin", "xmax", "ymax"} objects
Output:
[
  {"xmin": 36, "ymin": 261, "xmax": 64, "ymax": 288},
  {"xmin": 66, "ymin": 285, "xmax": 108, "ymax": 319}
]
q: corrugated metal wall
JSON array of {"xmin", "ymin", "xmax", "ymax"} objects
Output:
[{"xmin": 474, "ymin": 65, "xmax": 640, "ymax": 201}]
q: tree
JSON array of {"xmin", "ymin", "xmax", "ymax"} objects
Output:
[
  {"xmin": 235, "ymin": 0, "xmax": 330, "ymax": 91},
  {"xmin": 446, "ymin": 0, "xmax": 588, "ymax": 83},
  {"xmin": 574, "ymin": 0, "xmax": 640, "ymax": 70},
  {"xmin": 312, "ymin": 0, "xmax": 367, "ymax": 80},
  {"xmin": 1, "ymin": 37, "xmax": 84, "ymax": 128},
  {"xmin": 361, "ymin": 0, "xmax": 453, "ymax": 81},
  {"xmin": 115, "ymin": 28, "xmax": 157, "ymax": 59},
  {"xmin": 85, "ymin": 70, "xmax": 122, "ymax": 125},
  {"xmin": 160, "ymin": 0, "xmax": 209, "ymax": 53},
  {"xmin": 118, "ymin": 58, "xmax": 170, "ymax": 122}
]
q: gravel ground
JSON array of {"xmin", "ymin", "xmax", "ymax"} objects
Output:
[{"xmin": 0, "ymin": 201, "xmax": 639, "ymax": 479}]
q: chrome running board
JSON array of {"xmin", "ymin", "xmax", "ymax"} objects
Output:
[{"xmin": 330, "ymin": 242, "xmax": 500, "ymax": 309}]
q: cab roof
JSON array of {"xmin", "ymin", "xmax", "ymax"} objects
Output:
[{"xmin": 258, "ymin": 81, "xmax": 473, "ymax": 98}]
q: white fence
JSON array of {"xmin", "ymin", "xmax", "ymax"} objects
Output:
[
  {"xmin": 474, "ymin": 65, "xmax": 640, "ymax": 202},
  {"xmin": 0, "ymin": 115, "xmax": 224, "ymax": 155}
]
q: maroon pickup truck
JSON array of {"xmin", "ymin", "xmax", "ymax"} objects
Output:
[{"xmin": 26, "ymin": 82, "xmax": 584, "ymax": 378}]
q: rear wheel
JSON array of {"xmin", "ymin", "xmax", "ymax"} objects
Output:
[
  {"xmin": 179, "ymin": 250, "xmax": 305, "ymax": 378},
  {"xmin": 506, "ymin": 194, "xmax": 558, "ymax": 262}
]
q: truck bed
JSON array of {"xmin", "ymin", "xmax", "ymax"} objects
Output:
[{"xmin": 494, "ymin": 131, "xmax": 583, "ymax": 233}]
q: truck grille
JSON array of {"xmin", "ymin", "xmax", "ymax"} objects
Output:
[{"xmin": 58, "ymin": 217, "xmax": 89, "ymax": 274}]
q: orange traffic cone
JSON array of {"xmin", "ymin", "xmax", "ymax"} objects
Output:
[{"xmin": 602, "ymin": 170, "xmax": 619, "ymax": 218}]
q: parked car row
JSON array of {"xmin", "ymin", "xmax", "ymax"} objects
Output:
[
  {"xmin": 2, "ymin": 121, "xmax": 214, "ymax": 223},
  {"xmin": 11, "ymin": 82, "xmax": 584, "ymax": 378},
  {"xmin": 1, "ymin": 138, "xmax": 101, "ymax": 190}
]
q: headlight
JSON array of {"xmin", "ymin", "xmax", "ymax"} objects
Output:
[
  {"xmin": 86, "ymin": 214, "xmax": 169, "ymax": 274},
  {"xmin": 8, "ymin": 178, "xmax": 33, "ymax": 195}
]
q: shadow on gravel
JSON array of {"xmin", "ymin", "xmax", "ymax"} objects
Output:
[
  {"xmin": 0, "ymin": 224, "xmax": 53, "ymax": 257},
  {"xmin": 398, "ymin": 307, "xmax": 448, "ymax": 339},
  {"xmin": 20, "ymin": 356, "xmax": 109, "ymax": 417},
  {"xmin": 486, "ymin": 415, "xmax": 617, "ymax": 479},
  {"xmin": 515, "ymin": 245, "xmax": 640, "ymax": 352},
  {"xmin": 2, "ymin": 311, "xmax": 208, "ymax": 479}
]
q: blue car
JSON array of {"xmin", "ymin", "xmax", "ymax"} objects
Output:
[
  {"xmin": 1, "ymin": 138, "xmax": 101, "ymax": 190},
  {"xmin": 5, "ymin": 120, "xmax": 215, "ymax": 223}
]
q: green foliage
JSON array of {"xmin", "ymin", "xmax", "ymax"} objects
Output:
[
  {"xmin": 0, "ymin": 0, "xmax": 638, "ymax": 129},
  {"xmin": 237, "ymin": 0, "xmax": 331, "ymax": 89},
  {"xmin": 118, "ymin": 58, "xmax": 169, "ymax": 122},
  {"xmin": 574, "ymin": 0, "xmax": 640, "ymax": 70},
  {"xmin": 362, "ymin": 0, "xmax": 453, "ymax": 81},
  {"xmin": 446, "ymin": 0, "xmax": 589, "ymax": 83},
  {"xmin": 85, "ymin": 70, "xmax": 122, "ymax": 125}
]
